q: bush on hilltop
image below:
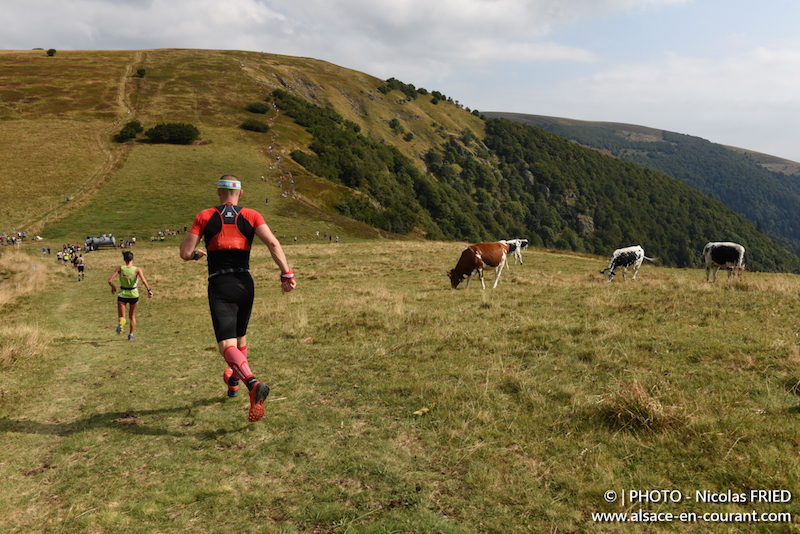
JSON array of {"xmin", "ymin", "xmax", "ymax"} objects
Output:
[
  {"xmin": 114, "ymin": 120, "xmax": 144, "ymax": 143},
  {"xmin": 246, "ymin": 102, "xmax": 271, "ymax": 114},
  {"xmin": 144, "ymin": 123, "xmax": 200, "ymax": 145},
  {"xmin": 240, "ymin": 118, "xmax": 270, "ymax": 133}
]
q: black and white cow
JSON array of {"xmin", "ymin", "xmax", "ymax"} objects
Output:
[
  {"xmin": 701, "ymin": 242, "xmax": 745, "ymax": 281},
  {"xmin": 500, "ymin": 238, "xmax": 529, "ymax": 266},
  {"xmin": 601, "ymin": 245, "xmax": 656, "ymax": 282}
]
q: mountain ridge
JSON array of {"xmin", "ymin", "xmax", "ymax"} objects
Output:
[
  {"xmin": 483, "ymin": 112, "xmax": 800, "ymax": 174},
  {"xmin": 484, "ymin": 112, "xmax": 800, "ymax": 256}
]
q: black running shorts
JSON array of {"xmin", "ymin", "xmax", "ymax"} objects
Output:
[
  {"xmin": 117, "ymin": 296, "xmax": 139, "ymax": 305},
  {"xmin": 207, "ymin": 273, "xmax": 254, "ymax": 343}
]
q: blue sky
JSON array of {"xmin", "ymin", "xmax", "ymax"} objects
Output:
[{"xmin": 4, "ymin": 0, "xmax": 800, "ymax": 162}]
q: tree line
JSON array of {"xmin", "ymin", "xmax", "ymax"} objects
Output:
[
  {"xmin": 541, "ymin": 123, "xmax": 800, "ymax": 257},
  {"xmin": 271, "ymin": 88, "xmax": 800, "ymax": 272}
]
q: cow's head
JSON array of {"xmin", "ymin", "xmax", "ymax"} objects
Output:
[
  {"xmin": 447, "ymin": 269, "xmax": 464, "ymax": 289},
  {"xmin": 700, "ymin": 243, "xmax": 712, "ymax": 261},
  {"xmin": 600, "ymin": 267, "xmax": 614, "ymax": 282}
]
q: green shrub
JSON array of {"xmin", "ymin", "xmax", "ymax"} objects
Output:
[
  {"xmin": 126, "ymin": 120, "xmax": 143, "ymax": 133},
  {"xmin": 114, "ymin": 120, "xmax": 144, "ymax": 143},
  {"xmin": 246, "ymin": 102, "xmax": 270, "ymax": 114},
  {"xmin": 144, "ymin": 123, "xmax": 200, "ymax": 145},
  {"xmin": 377, "ymin": 78, "xmax": 419, "ymax": 100},
  {"xmin": 240, "ymin": 118, "xmax": 270, "ymax": 133},
  {"xmin": 137, "ymin": 68, "xmax": 146, "ymax": 78},
  {"xmin": 46, "ymin": 49, "xmax": 56, "ymax": 57}
]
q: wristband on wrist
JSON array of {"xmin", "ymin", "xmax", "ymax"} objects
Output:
[{"xmin": 280, "ymin": 270, "xmax": 294, "ymax": 280}]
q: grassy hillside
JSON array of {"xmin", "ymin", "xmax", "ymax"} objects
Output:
[
  {"xmin": 486, "ymin": 112, "xmax": 800, "ymax": 257},
  {"xmin": 4, "ymin": 48, "xmax": 798, "ymax": 273},
  {"xmin": 2, "ymin": 49, "xmax": 800, "ymax": 533},
  {"xmin": 0, "ymin": 48, "xmax": 484, "ymax": 243}
]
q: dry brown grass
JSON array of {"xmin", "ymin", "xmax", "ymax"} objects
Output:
[
  {"xmin": 0, "ymin": 248, "xmax": 51, "ymax": 308},
  {"xmin": 0, "ymin": 250, "xmax": 53, "ymax": 369},
  {"xmin": 596, "ymin": 379, "xmax": 687, "ymax": 434},
  {"xmin": 0, "ymin": 323, "xmax": 50, "ymax": 370}
]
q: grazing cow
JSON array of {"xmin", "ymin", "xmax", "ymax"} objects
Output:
[
  {"xmin": 701, "ymin": 242, "xmax": 745, "ymax": 281},
  {"xmin": 501, "ymin": 238, "xmax": 529, "ymax": 266},
  {"xmin": 601, "ymin": 245, "xmax": 656, "ymax": 282},
  {"xmin": 448, "ymin": 242, "xmax": 509, "ymax": 289}
]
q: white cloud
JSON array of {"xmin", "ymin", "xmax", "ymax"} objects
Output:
[
  {"xmin": 13, "ymin": 0, "xmax": 800, "ymax": 159},
  {"xmin": 3, "ymin": 0, "xmax": 681, "ymax": 61},
  {"xmin": 518, "ymin": 43, "xmax": 800, "ymax": 159},
  {"xmin": 567, "ymin": 46, "xmax": 800, "ymax": 112}
]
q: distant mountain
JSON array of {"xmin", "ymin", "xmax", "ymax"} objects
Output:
[{"xmin": 484, "ymin": 112, "xmax": 800, "ymax": 256}]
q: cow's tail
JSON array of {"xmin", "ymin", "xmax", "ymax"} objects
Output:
[{"xmin": 643, "ymin": 256, "xmax": 658, "ymax": 263}]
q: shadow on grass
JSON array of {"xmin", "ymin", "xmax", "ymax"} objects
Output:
[{"xmin": 0, "ymin": 396, "xmax": 247, "ymax": 438}]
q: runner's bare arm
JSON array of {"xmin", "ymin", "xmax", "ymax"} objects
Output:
[
  {"xmin": 136, "ymin": 267, "xmax": 154, "ymax": 298},
  {"xmin": 179, "ymin": 231, "xmax": 206, "ymax": 261},
  {"xmin": 108, "ymin": 266, "xmax": 121, "ymax": 294},
  {"xmin": 254, "ymin": 223, "xmax": 296, "ymax": 294}
]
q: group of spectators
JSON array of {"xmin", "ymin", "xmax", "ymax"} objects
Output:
[
  {"xmin": 149, "ymin": 229, "xmax": 183, "ymax": 242},
  {"xmin": 0, "ymin": 231, "xmax": 27, "ymax": 245}
]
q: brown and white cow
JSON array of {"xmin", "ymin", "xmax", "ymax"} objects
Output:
[
  {"xmin": 701, "ymin": 241, "xmax": 745, "ymax": 281},
  {"xmin": 447, "ymin": 242, "xmax": 509, "ymax": 289}
]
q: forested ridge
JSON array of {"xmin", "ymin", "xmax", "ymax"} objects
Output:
[
  {"xmin": 275, "ymin": 88, "xmax": 800, "ymax": 273},
  {"xmin": 521, "ymin": 120, "xmax": 800, "ymax": 257}
]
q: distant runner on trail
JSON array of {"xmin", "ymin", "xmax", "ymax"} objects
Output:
[
  {"xmin": 108, "ymin": 251, "xmax": 153, "ymax": 341},
  {"xmin": 179, "ymin": 174, "xmax": 296, "ymax": 423},
  {"xmin": 76, "ymin": 254, "xmax": 85, "ymax": 281}
]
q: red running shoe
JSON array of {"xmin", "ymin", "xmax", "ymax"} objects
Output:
[
  {"xmin": 248, "ymin": 382, "xmax": 270, "ymax": 422},
  {"xmin": 223, "ymin": 368, "xmax": 239, "ymax": 398}
]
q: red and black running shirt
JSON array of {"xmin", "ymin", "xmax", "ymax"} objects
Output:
[{"xmin": 189, "ymin": 204, "xmax": 266, "ymax": 276}]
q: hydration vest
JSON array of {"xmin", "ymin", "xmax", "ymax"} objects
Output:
[{"xmin": 202, "ymin": 204, "xmax": 257, "ymax": 276}]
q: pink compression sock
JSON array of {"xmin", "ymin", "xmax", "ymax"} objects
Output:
[{"xmin": 223, "ymin": 346, "xmax": 253, "ymax": 382}]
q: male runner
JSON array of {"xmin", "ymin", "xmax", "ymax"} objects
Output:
[{"xmin": 179, "ymin": 175, "xmax": 296, "ymax": 423}]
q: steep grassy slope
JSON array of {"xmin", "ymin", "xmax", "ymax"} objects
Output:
[
  {"xmin": 0, "ymin": 49, "xmax": 484, "ymax": 242},
  {"xmin": 0, "ymin": 50, "xmax": 136, "ymax": 230}
]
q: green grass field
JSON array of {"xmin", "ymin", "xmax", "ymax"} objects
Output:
[
  {"xmin": 1, "ymin": 239, "xmax": 799, "ymax": 533},
  {"xmin": 2, "ymin": 48, "xmax": 799, "ymax": 533}
]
